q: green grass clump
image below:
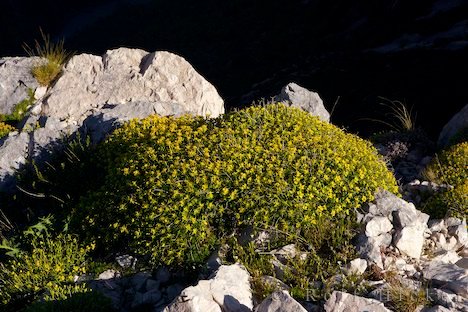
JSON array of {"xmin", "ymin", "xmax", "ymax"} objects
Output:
[
  {"xmin": 0, "ymin": 234, "xmax": 94, "ymax": 310},
  {"xmin": 71, "ymin": 104, "xmax": 397, "ymax": 268},
  {"xmin": 0, "ymin": 122, "xmax": 15, "ymax": 138},
  {"xmin": 23, "ymin": 30, "xmax": 70, "ymax": 87}
]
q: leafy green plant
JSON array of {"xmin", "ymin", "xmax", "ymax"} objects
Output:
[
  {"xmin": 71, "ymin": 104, "xmax": 397, "ymax": 268},
  {"xmin": 0, "ymin": 88, "xmax": 36, "ymax": 124},
  {"xmin": 0, "ymin": 234, "xmax": 94, "ymax": 310},
  {"xmin": 23, "ymin": 29, "xmax": 71, "ymax": 87}
]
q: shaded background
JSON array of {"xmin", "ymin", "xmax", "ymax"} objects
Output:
[{"xmin": 1, "ymin": 0, "xmax": 467, "ymax": 138}]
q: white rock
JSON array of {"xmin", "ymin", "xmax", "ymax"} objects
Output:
[
  {"xmin": 34, "ymin": 86, "xmax": 47, "ymax": 100},
  {"xmin": 163, "ymin": 264, "xmax": 252, "ymax": 312},
  {"xmin": 324, "ymin": 291, "xmax": 391, "ymax": 312},
  {"xmin": 431, "ymin": 250, "xmax": 462, "ymax": 264},
  {"xmin": 274, "ymin": 82, "xmax": 330, "ymax": 122},
  {"xmin": 256, "ymin": 290, "xmax": 307, "ymax": 312},
  {"xmin": 448, "ymin": 219, "xmax": 468, "ymax": 247},
  {"xmin": 0, "ymin": 56, "xmax": 42, "ymax": 114},
  {"xmin": 365, "ymin": 217, "xmax": 393, "ymax": 237},
  {"xmin": 394, "ymin": 225, "xmax": 426, "ymax": 259},
  {"xmin": 346, "ymin": 258, "xmax": 368, "ymax": 275},
  {"xmin": 0, "ymin": 132, "xmax": 29, "ymax": 191},
  {"xmin": 424, "ymin": 263, "xmax": 468, "ymax": 297},
  {"xmin": 98, "ymin": 269, "xmax": 121, "ymax": 280},
  {"xmin": 45, "ymin": 48, "xmax": 224, "ymax": 124}
]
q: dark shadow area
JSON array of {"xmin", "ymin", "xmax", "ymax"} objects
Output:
[{"xmin": 1, "ymin": 0, "xmax": 468, "ymax": 138}]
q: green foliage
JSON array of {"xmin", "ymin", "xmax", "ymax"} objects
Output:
[
  {"xmin": 0, "ymin": 122, "xmax": 15, "ymax": 138},
  {"xmin": 73, "ymin": 104, "xmax": 397, "ymax": 268},
  {"xmin": 424, "ymin": 141, "xmax": 467, "ymax": 186},
  {"xmin": 0, "ymin": 88, "xmax": 36, "ymax": 124},
  {"xmin": 0, "ymin": 234, "xmax": 94, "ymax": 310},
  {"xmin": 423, "ymin": 182, "xmax": 467, "ymax": 219},
  {"xmin": 5, "ymin": 135, "xmax": 98, "ymax": 234},
  {"xmin": 227, "ymin": 213, "xmax": 360, "ymax": 302},
  {"xmin": 422, "ymin": 142, "xmax": 467, "ymax": 218},
  {"xmin": 23, "ymin": 29, "xmax": 70, "ymax": 86},
  {"xmin": 24, "ymin": 291, "xmax": 115, "ymax": 312}
]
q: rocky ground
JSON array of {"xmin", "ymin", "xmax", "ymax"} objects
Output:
[{"xmin": 0, "ymin": 47, "xmax": 467, "ymax": 311}]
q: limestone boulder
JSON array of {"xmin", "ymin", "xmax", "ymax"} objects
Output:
[
  {"xmin": 42, "ymin": 48, "xmax": 224, "ymax": 124},
  {"xmin": 0, "ymin": 57, "xmax": 42, "ymax": 115},
  {"xmin": 163, "ymin": 264, "xmax": 252, "ymax": 312},
  {"xmin": 256, "ymin": 291, "xmax": 307, "ymax": 312},
  {"xmin": 324, "ymin": 291, "xmax": 391, "ymax": 312},
  {"xmin": 275, "ymin": 83, "xmax": 330, "ymax": 122}
]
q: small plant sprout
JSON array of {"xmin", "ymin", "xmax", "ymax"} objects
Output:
[{"xmin": 23, "ymin": 29, "xmax": 71, "ymax": 87}]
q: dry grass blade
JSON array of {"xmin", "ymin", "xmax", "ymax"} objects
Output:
[
  {"xmin": 359, "ymin": 97, "xmax": 417, "ymax": 132},
  {"xmin": 378, "ymin": 96, "xmax": 416, "ymax": 131},
  {"xmin": 23, "ymin": 29, "xmax": 71, "ymax": 86}
]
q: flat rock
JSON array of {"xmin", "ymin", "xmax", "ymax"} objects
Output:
[
  {"xmin": 256, "ymin": 290, "xmax": 307, "ymax": 312},
  {"xmin": 324, "ymin": 291, "xmax": 391, "ymax": 312},
  {"xmin": 424, "ymin": 263, "xmax": 468, "ymax": 296},
  {"xmin": 275, "ymin": 82, "xmax": 330, "ymax": 122}
]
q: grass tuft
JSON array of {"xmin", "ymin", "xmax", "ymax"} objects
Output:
[{"xmin": 23, "ymin": 29, "xmax": 71, "ymax": 87}]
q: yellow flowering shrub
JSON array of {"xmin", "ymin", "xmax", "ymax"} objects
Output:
[
  {"xmin": 73, "ymin": 104, "xmax": 397, "ymax": 267},
  {"xmin": 425, "ymin": 141, "xmax": 467, "ymax": 186},
  {"xmin": 0, "ymin": 234, "xmax": 94, "ymax": 309},
  {"xmin": 0, "ymin": 121, "xmax": 15, "ymax": 138}
]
